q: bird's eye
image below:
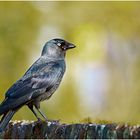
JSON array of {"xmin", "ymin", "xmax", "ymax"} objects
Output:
[
  {"xmin": 57, "ymin": 42, "xmax": 65, "ymax": 47},
  {"xmin": 57, "ymin": 43, "xmax": 62, "ymax": 47}
]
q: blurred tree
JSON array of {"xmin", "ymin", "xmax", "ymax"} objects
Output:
[
  {"xmin": 1, "ymin": 1, "xmax": 140, "ymax": 124},
  {"xmin": 0, "ymin": 2, "xmax": 40, "ymax": 99}
]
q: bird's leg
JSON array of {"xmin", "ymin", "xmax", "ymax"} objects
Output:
[
  {"xmin": 36, "ymin": 107, "xmax": 48, "ymax": 121},
  {"xmin": 0, "ymin": 112, "xmax": 7, "ymax": 123},
  {"xmin": 28, "ymin": 104, "xmax": 41, "ymax": 121}
]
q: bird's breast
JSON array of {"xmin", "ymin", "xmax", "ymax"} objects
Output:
[{"xmin": 34, "ymin": 59, "xmax": 66, "ymax": 102}]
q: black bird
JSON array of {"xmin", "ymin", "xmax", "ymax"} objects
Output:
[{"xmin": 0, "ymin": 38, "xmax": 76, "ymax": 132}]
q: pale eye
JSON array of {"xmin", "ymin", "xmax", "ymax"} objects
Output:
[
  {"xmin": 57, "ymin": 42, "xmax": 65, "ymax": 47},
  {"xmin": 57, "ymin": 43, "xmax": 61, "ymax": 47}
]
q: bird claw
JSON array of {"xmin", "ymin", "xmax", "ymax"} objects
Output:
[
  {"xmin": 37, "ymin": 118, "xmax": 42, "ymax": 122},
  {"xmin": 45, "ymin": 118, "xmax": 49, "ymax": 122}
]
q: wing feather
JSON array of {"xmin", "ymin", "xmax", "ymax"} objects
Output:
[{"xmin": 1, "ymin": 60, "xmax": 65, "ymax": 111}]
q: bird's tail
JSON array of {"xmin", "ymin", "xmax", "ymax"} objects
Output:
[{"xmin": 0, "ymin": 110, "xmax": 15, "ymax": 133}]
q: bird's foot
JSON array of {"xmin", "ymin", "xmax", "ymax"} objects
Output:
[
  {"xmin": 43, "ymin": 118, "xmax": 48, "ymax": 122},
  {"xmin": 37, "ymin": 118, "xmax": 43, "ymax": 122}
]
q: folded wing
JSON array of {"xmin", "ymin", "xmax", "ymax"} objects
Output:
[{"xmin": 0, "ymin": 60, "xmax": 64, "ymax": 115}]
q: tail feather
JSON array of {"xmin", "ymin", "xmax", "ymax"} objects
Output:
[{"xmin": 0, "ymin": 110, "xmax": 15, "ymax": 133}]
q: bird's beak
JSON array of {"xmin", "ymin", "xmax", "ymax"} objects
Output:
[{"xmin": 67, "ymin": 43, "xmax": 76, "ymax": 50}]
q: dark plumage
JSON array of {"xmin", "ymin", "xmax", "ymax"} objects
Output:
[{"xmin": 0, "ymin": 38, "xmax": 76, "ymax": 132}]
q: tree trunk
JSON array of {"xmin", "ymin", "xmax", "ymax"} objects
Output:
[{"xmin": 0, "ymin": 120, "xmax": 140, "ymax": 139}]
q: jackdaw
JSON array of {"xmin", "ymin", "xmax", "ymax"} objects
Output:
[{"xmin": 0, "ymin": 38, "xmax": 76, "ymax": 132}]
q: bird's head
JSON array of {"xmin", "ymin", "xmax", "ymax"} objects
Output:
[{"xmin": 41, "ymin": 38, "xmax": 76, "ymax": 58}]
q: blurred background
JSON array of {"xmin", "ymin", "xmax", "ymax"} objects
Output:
[{"xmin": 0, "ymin": 1, "xmax": 140, "ymax": 124}]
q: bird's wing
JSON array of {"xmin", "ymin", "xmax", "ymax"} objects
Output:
[
  {"xmin": 1, "ymin": 60, "xmax": 64, "ymax": 110},
  {"xmin": 6, "ymin": 61, "xmax": 63, "ymax": 98}
]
